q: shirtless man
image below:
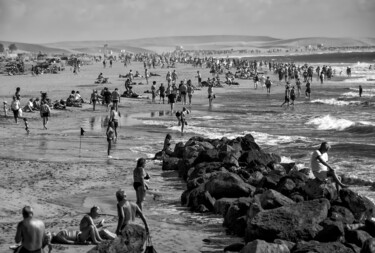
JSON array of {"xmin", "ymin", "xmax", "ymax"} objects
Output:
[
  {"xmin": 15, "ymin": 206, "xmax": 50, "ymax": 253},
  {"xmin": 115, "ymin": 189, "xmax": 150, "ymax": 236},
  {"xmin": 78, "ymin": 206, "xmax": 104, "ymax": 245}
]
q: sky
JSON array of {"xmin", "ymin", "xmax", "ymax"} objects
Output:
[{"xmin": 0, "ymin": 0, "xmax": 374, "ymax": 44}]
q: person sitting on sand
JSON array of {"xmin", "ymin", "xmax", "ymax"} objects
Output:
[
  {"xmin": 23, "ymin": 98, "xmax": 35, "ymax": 113},
  {"xmin": 310, "ymin": 142, "xmax": 348, "ymax": 190},
  {"xmin": 15, "ymin": 206, "xmax": 52, "ymax": 253},
  {"xmin": 78, "ymin": 206, "xmax": 105, "ymax": 245},
  {"xmin": 115, "ymin": 189, "xmax": 150, "ymax": 236},
  {"xmin": 33, "ymin": 98, "xmax": 41, "ymax": 111}
]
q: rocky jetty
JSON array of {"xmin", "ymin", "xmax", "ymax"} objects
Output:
[{"xmin": 162, "ymin": 134, "xmax": 375, "ymax": 253}]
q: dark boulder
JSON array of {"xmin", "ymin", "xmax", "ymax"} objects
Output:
[
  {"xmin": 361, "ymin": 238, "xmax": 375, "ymax": 253},
  {"xmin": 239, "ymin": 150, "xmax": 281, "ymax": 166},
  {"xmin": 239, "ymin": 240, "xmax": 290, "ymax": 253},
  {"xmin": 345, "ymin": 230, "xmax": 373, "ymax": 248},
  {"xmin": 247, "ymin": 171, "xmax": 264, "ymax": 187},
  {"xmin": 178, "ymin": 157, "xmax": 196, "ymax": 181},
  {"xmin": 302, "ymin": 179, "xmax": 338, "ymax": 201},
  {"xmin": 204, "ymin": 172, "xmax": 255, "ymax": 199},
  {"xmin": 173, "ymin": 142, "xmax": 185, "ymax": 158},
  {"xmin": 214, "ymin": 198, "xmax": 238, "ymax": 216},
  {"xmin": 224, "ymin": 197, "xmax": 253, "ymax": 236},
  {"xmin": 268, "ymin": 162, "xmax": 287, "ymax": 176},
  {"xmin": 258, "ymin": 173, "xmax": 282, "ymax": 190},
  {"xmin": 259, "ymin": 189, "xmax": 295, "ymax": 210},
  {"xmin": 363, "ymin": 219, "xmax": 375, "ymax": 237},
  {"xmin": 315, "ymin": 219, "xmax": 344, "ymax": 242},
  {"xmin": 224, "ymin": 243, "xmax": 245, "ymax": 252},
  {"xmin": 277, "ymin": 177, "xmax": 296, "ymax": 196},
  {"xmin": 292, "ymin": 241, "xmax": 356, "ymax": 253},
  {"xmin": 185, "ymin": 186, "xmax": 216, "ymax": 212},
  {"xmin": 245, "ymin": 199, "xmax": 330, "ymax": 242},
  {"xmin": 340, "ymin": 189, "xmax": 375, "ymax": 222},
  {"xmin": 329, "ymin": 205, "xmax": 355, "ymax": 224},
  {"xmin": 193, "ymin": 149, "xmax": 220, "ymax": 165},
  {"xmin": 162, "ymin": 157, "xmax": 180, "ymax": 171},
  {"xmin": 188, "ymin": 162, "xmax": 223, "ymax": 181}
]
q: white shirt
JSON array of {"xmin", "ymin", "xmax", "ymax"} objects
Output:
[{"xmin": 310, "ymin": 150, "xmax": 329, "ymax": 180}]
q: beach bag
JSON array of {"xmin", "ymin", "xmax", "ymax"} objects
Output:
[{"xmin": 144, "ymin": 236, "xmax": 157, "ymax": 253}]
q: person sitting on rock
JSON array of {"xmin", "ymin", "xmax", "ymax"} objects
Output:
[
  {"xmin": 115, "ymin": 189, "xmax": 149, "ymax": 236},
  {"xmin": 310, "ymin": 142, "xmax": 348, "ymax": 189}
]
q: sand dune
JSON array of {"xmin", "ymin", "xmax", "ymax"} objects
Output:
[{"xmin": 0, "ymin": 40, "xmax": 71, "ymax": 54}]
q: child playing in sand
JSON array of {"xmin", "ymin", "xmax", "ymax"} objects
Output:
[
  {"xmin": 24, "ymin": 118, "xmax": 30, "ymax": 134},
  {"xmin": 3, "ymin": 101, "xmax": 8, "ymax": 117}
]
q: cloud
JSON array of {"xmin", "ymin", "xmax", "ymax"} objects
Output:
[{"xmin": 0, "ymin": 0, "xmax": 374, "ymax": 43}]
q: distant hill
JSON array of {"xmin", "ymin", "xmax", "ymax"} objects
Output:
[
  {"xmin": 2, "ymin": 36, "xmax": 375, "ymax": 55},
  {"xmin": 0, "ymin": 41, "xmax": 71, "ymax": 54}
]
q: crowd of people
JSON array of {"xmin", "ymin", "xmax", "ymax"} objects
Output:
[{"xmin": 3, "ymin": 54, "xmax": 365, "ymax": 252}]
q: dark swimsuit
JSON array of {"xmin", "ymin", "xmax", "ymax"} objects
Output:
[{"xmin": 18, "ymin": 247, "xmax": 43, "ymax": 253}]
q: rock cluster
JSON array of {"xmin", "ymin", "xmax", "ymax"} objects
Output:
[{"xmin": 162, "ymin": 134, "xmax": 375, "ymax": 253}]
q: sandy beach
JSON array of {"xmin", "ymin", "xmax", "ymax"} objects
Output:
[{"xmin": 1, "ymin": 58, "xmax": 375, "ymax": 253}]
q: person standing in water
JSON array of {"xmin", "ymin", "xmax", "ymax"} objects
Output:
[
  {"xmin": 133, "ymin": 158, "xmax": 150, "ymax": 211},
  {"xmin": 109, "ymin": 106, "xmax": 121, "ymax": 140},
  {"xmin": 359, "ymin": 85, "xmax": 363, "ymax": 97},
  {"xmin": 106, "ymin": 121, "xmax": 115, "ymax": 157},
  {"xmin": 281, "ymin": 84, "xmax": 290, "ymax": 107},
  {"xmin": 40, "ymin": 101, "xmax": 51, "ymax": 130},
  {"xmin": 305, "ymin": 80, "xmax": 311, "ymax": 99},
  {"xmin": 208, "ymin": 83, "xmax": 215, "ymax": 107},
  {"xmin": 265, "ymin": 76, "xmax": 272, "ymax": 94}
]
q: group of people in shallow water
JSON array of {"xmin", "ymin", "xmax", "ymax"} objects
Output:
[{"xmin": 13, "ymin": 157, "xmax": 151, "ymax": 252}]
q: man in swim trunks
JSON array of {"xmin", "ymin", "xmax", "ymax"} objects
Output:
[
  {"xmin": 78, "ymin": 206, "xmax": 104, "ymax": 245},
  {"xmin": 305, "ymin": 81, "xmax": 311, "ymax": 99},
  {"xmin": 115, "ymin": 189, "xmax": 150, "ymax": 236},
  {"xmin": 15, "ymin": 206, "xmax": 50, "ymax": 253},
  {"xmin": 310, "ymin": 142, "xmax": 347, "ymax": 190}
]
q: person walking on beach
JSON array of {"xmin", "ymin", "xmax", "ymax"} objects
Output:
[
  {"xmin": 296, "ymin": 78, "xmax": 302, "ymax": 97},
  {"xmin": 172, "ymin": 69, "xmax": 178, "ymax": 84},
  {"xmin": 3, "ymin": 101, "xmax": 8, "ymax": 117},
  {"xmin": 196, "ymin": 71, "xmax": 202, "ymax": 86},
  {"xmin": 253, "ymin": 73, "xmax": 259, "ymax": 89},
  {"xmin": 145, "ymin": 68, "xmax": 149, "ymax": 85},
  {"xmin": 305, "ymin": 81, "xmax": 311, "ymax": 99},
  {"xmin": 103, "ymin": 87, "xmax": 112, "ymax": 112},
  {"xmin": 24, "ymin": 118, "xmax": 30, "ymax": 134},
  {"xmin": 179, "ymin": 80, "xmax": 187, "ymax": 105},
  {"xmin": 265, "ymin": 76, "xmax": 272, "ymax": 94},
  {"xmin": 166, "ymin": 71, "xmax": 172, "ymax": 85},
  {"xmin": 290, "ymin": 86, "xmax": 296, "ymax": 105},
  {"xmin": 208, "ymin": 83, "xmax": 215, "ymax": 107},
  {"xmin": 133, "ymin": 158, "xmax": 150, "ymax": 211},
  {"xmin": 310, "ymin": 142, "xmax": 348, "ymax": 190},
  {"xmin": 281, "ymin": 84, "xmax": 290, "ymax": 107},
  {"xmin": 157, "ymin": 83, "xmax": 166, "ymax": 104},
  {"xmin": 40, "ymin": 101, "xmax": 51, "ymax": 130},
  {"xmin": 115, "ymin": 189, "xmax": 150, "ymax": 236},
  {"xmin": 151, "ymin": 81, "xmax": 157, "ymax": 103},
  {"xmin": 179, "ymin": 107, "xmax": 190, "ymax": 133},
  {"xmin": 15, "ymin": 206, "xmax": 50, "ymax": 253},
  {"xmin": 320, "ymin": 72, "xmax": 324, "ymax": 84},
  {"xmin": 10, "ymin": 96, "xmax": 20, "ymax": 124},
  {"xmin": 109, "ymin": 106, "xmax": 121, "ymax": 140},
  {"xmin": 90, "ymin": 90, "xmax": 99, "ymax": 111},
  {"xmin": 106, "ymin": 121, "xmax": 115, "ymax": 157},
  {"xmin": 111, "ymin": 88, "xmax": 121, "ymax": 111},
  {"xmin": 187, "ymin": 80, "xmax": 194, "ymax": 105},
  {"xmin": 359, "ymin": 85, "xmax": 363, "ymax": 97}
]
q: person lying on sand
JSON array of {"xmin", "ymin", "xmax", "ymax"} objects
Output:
[
  {"xmin": 78, "ymin": 206, "xmax": 105, "ymax": 245},
  {"xmin": 115, "ymin": 189, "xmax": 149, "ymax": 236},
  {"xmin": 310, "ymin": 142, "xmax": 348, "ymax": 190},
  {"xmin": 49, "ymin": 227, "xmax": 115, "ymax": 245}
]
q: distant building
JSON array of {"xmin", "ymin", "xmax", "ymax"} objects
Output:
[{"xmin": 175, "ymin": 45, "xmax": 183, "ymax": 51}]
